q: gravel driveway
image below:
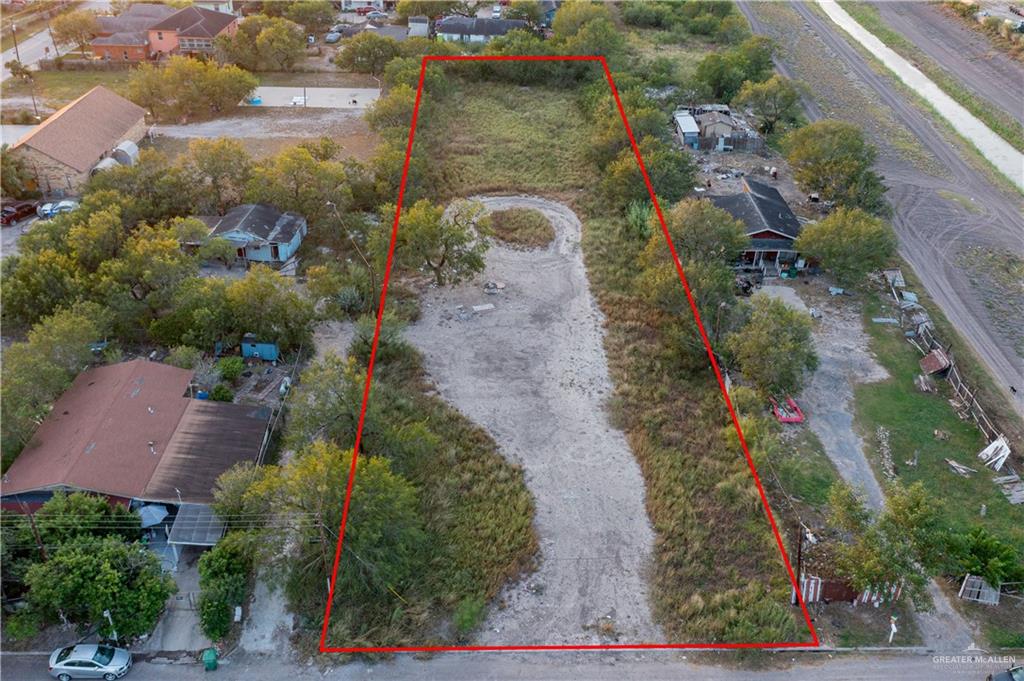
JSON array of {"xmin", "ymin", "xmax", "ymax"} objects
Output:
[{"xmin": 404, "ymin": 195, "xmax": 662, "ymax": 645}]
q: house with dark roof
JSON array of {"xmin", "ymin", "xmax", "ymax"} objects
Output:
[
  {"xmin": 9, "ymin": 86, "xmax": 147, "ymax": 193},
  {"xmin": 710, "ymin": 178, "xmax": 805, "ymax": 276},
  {"xmin": 198, "ymin": 204, "xmax": 308, "ymax": 265},
  {"xmin": 435, "ymin": 16, "xmax": 529, "ymax": 43},
  {"xmin": 148, "ymin": 5, "xmax": 238, "ymax": 57},
  {"xmin": 91, "ymin": 2, "xmax": 176, "ymax": 61},
  {"xmin": 0, "ymin": 359, "xmax": 272, "ymax": 561}
]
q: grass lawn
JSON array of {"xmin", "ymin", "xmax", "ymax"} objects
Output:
[
  {"xmin": 855, "ymin": 290, "xmax": 1023, "ymax": 548},
  {"xmin": 1, "ymin": 70, "xmax": 133, "ymax": 111},
  {"xmin": 489, "ymin": 208, "xmax": 555, "ymax": 249},
  {"xmin": 839, "ymin": 1, "xmax": 1024, "ymax": 153}
]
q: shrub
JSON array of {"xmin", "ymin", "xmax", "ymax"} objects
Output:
[
  {"xmin": 5, "ymin": 610, "xmax": 42, "ymax": 641},
  {"xmin": 217, "ymin": 356, "xmax": 245, "ymax": 383},
  {"xmin": 210, "ymin": 384, "xmax": 234, "ymax": 402},
  {"xmin": 197, "ymin": 537, "xmax": 252, "ymax": 641},
  {"xmin": 167, "ymin": 346, "xmax": 202, "ymax": 369},
  {"xmin": 489, "ymin": 208, "xmax": 555, "ymax": 249},
  {"xmin": 452, "ymin": 595, "xmax": 486, "ymax": 640}
]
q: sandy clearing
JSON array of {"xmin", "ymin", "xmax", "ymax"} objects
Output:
[{"xmin": 404, "ymin": 195, "xmax": 662, "ymax": 645}]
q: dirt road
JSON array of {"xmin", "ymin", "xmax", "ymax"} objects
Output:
[
  {"xmin": 871, "ymin": 1, "xmax": 1024, "ymax": 127},
  {"xmin": 761, "ymin": 285, "xmax": 889, "ymax": 510},
  {"xmin": 818, "ymin": 0, "xmax": 1022, "ymax": 189},
  {"xmin": 739, "ymin": 1, "xmax": 1024, "ymax": 419},
  {"xmin": 404, "ymin": 195, "xmax": 662, "ymax": 645}
]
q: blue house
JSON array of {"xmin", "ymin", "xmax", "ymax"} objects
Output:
[
  {"xmin": 673, "ymin": 110, "xmax": 700, "ymax": 150},
  {"xmin": 240, "ymin": 333, "xmax": 280, "ymax": 362},
  {"xmin": 200, "ymin": 204, "xmax": 307, "ymax": 265}
]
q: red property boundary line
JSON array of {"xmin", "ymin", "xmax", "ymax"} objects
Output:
[{"xmin": 319, "ymin": 55, "xmax": 820, "ymax": 654}]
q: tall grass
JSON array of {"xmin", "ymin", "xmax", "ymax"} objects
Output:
[{"xmin": 416, "ymin": 76, "xmax": 805, "ymax": 643}]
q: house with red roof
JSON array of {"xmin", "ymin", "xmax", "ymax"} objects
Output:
[{"xmin": 148, "ymin": 5, "xmax": 238, "ymax": 57}]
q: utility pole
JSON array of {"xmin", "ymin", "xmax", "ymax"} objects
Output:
[
  {"xmin": 10, "ymin": 23, "xmax": 21, "ymax": 63},
  {"xmin": 103, "ymin": 609, "xmax": 119, "ymax": 643},
  {"xmin": 18, "ymin": 499, "xmax": 47, "ymax": 562},
  {"xmin": 327, "ymin": 201, "xmax": 378, "ymax": 311}
]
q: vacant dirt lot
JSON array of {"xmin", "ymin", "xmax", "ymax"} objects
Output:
[
  {"xmin": 404, "ymin": 195, "xmax": 662, "ymax": 645},
  {"xmin": 150, "ymin": 107, "xmax": 379, "ymax": 161}
]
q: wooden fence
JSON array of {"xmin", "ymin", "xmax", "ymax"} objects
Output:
[{"xmin": 889, "ymin": 281, "xmax": 1005, "ymax": 445}]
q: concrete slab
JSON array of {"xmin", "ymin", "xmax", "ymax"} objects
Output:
[{"xmin": 245, "ymin": 86, "xmax": 379, "ymax": 109}]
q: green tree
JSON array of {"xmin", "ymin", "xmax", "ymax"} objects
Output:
[
  {"xmin": 794, "ymin": 207, "xmax": 897, "ymax": 286},
  {"xmin": 283, "ymin": 353, "xmax": 381, "ymax": 451},
  {"xmin": 87, "ymin": 149, "xmax": 197, "ymax": 224},
  {"xmin": 242, "ymin": 440, "xmax": 425, "ymax": 619},
  {"xmin": 734, "ymin": 75, "xmax": 801, "ymax": 135},
  {"xmin": 284, "ymin": 0, "xmax": 334, "ymax": 30},
  {"xmin": 641, "ymin": 198, "xmax": 749, "ymax": 265},
  {"xmin": 335, "ymin": 32, "xmax": 401, "ymax": 75},
  {"xmin": 383, "ymin": 199, "xmax": 491, "ymax": 286},
  {"xmin": 127, "ymin": 57, "xmax": 258, "ymax": 122},
  {"xmin": 217, "ymin": 15, "xmax": 305, "ymax": 71},
  {"xmin": 34, "ymin": 492, "xmax": 141, "ymax": 546},
  {"xmin": 551, "ymin": 0, "xmax": 613, "ymax": 38},
  {"xmin": 396, "ymin": 0, "xmax": 463, "ymax": 19},
  {"xmin": 365, "ymin": 83, "xmax": 417, "ymax": 133},
  {"xmin": 166, "ymin": 345, "xmax": 203, "ymax": 369},
  {"xmin": 602, "ymin": 136, "xmax": 697, "ymax": 209},
  {"xmin": 0, "ymin": 303, "xmax": 109, "ymax": 461},
  {"xmin": 225, "ymin": 265, "xmax": 314, "ymax": 351},
  {"xmin": 1, "ymin": 143, "xmax": 33, "ymax": 199},
  {"xmin": 726, "ymin": 295, "xmax": 818, "ymax": 396},
  {"xmin": 560, "ymin": 15, "xmax": 624, "ymax": 58},
  {"xmin": 0, "ymin": 250, "xmax": 81, "ymax": 329},
  {"xmin": 217, "ymin": 356, "xmax": 245, "ymax": 382},
  {"xmin": 67, "ymin": 205, "xmax": 123, "ymax": 272},
  {"xmin": 24, "ymin": 537, "xmax": 176, "ymax": 639},
  {"xmin": 949, "ymin": 527, "xmax": 1024, "ymax": 587},
  {"xmin": 588, "ymin": 90, "xmax": 667, "ymax": 169},
  {"xmin": 783, "ymin": 120, "xmax": 889, "ymax": 215},
  {"xmin": 828, "ymin": 481, "xmax": 947, "ymax": 608},
  {"xmin": 96, "ymin": 224, "xmax": 198, "ymax": 314},
  {"xmin": 246, "ymin": 146, "xmax": 351, "ymax": 225},
  {"xmin": 50, "ymin": 10, "xmax": 100, "ymax": 56},
  {"xmin": 183, "ymin": 138, "xmax": 253, "ymax": 214},
  {"xmin": 197, "ymin": 534, "xmax": 251, "ymax": 640},
  {"xmin": 148, "ymin": 277, "xmax": 233, "ymax": 350},
  {"xmin": 505, "ymin": 0, "xmax": 543, "ymax": 23}
]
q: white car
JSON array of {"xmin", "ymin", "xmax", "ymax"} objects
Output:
[
  {"xmin": 37, "ymin": 199, "xmax": 79, "ymax": 218},
  {"xmin": 48, "ymin": 644, "xmax": 132, "ymax": 680}
]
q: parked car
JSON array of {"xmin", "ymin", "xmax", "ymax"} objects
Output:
[
  {"xmin": 366, "ymin": 11, "xmax": 387, "ymax": 20},
  {"xmin": 988, "ymin": 666, "xmax": 1024, "ymax": 681},
  {"xmin": 325, "ymin": 31, "xmax": 341, "ymax": 43},
  {"xmin": 48, "ymin": 644, "xmax": 132, "ymax": 680},
  {"xmin": 1, "ymin": 200, "xmax": 38, "ymax": 225},
  {"xmin": 37, "ymin": 199, "xmax": 79, "ymax": 218},
  {"xmin": 355, "ymin": 5, "xmax": 379, "ymax": 15}
]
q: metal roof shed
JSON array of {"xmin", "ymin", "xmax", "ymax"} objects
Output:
[{"xmin": 168, "ymin": 503, "xmax": 225, "ymax": 547}]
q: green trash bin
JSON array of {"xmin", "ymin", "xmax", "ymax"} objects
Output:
[{"xmin": 202, "ymin": 647, "xmax": 218, "ymax": 671}]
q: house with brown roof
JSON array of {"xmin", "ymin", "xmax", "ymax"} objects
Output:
[
  {"xmin": 90, "ymin": 2, "xmax": 176, "ymax": 61},
  {"xmin": 148, "ymin": 5, "xmax": 238, "ymax": 57},
  {"xmin": 1, "ymin": 359, "xmax": 271, "ymax": 509},
  {"xmin": 8, "ymin": 86, "xmax": 147, "ymax": 194}
]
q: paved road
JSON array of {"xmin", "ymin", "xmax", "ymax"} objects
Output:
[
  {"xmin": 2, "ymin": 650, "xmax": 1019, "ymax": 681},
  {"xmin": 738, "ymin": 0, "xmax": 1024, "ymax": 419},
  {"xmin": 818, "ymin": 0, "xmax": 1022, "ymax": 191},
  {"xmin": 1, "ymin": 0, "xmax": 110, "ymax": 81},
  {"xmin": 870, "ymin": 1, "xmax": 1024, "ymax": 127}
]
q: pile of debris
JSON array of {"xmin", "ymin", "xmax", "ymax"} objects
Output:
[{"xmin": 876, "ymin": 426, "xmax": 896, "ymax": 481}]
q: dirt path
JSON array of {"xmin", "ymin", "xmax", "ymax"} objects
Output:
[
  {"xmin": 404, "ymin": 195, "xmax": 662, "ymax": 645},
  {"xmin": 870, "ymin": 1, "xmax": 1024, "ymax": 127},
  {"xmin": 817, "ymin": 0, "xmax": 1023, "ymax": 190},
  {"xmin": 760, "ymin": 285, "xmax": 889, "ymax": 510},
  {"xmin": 762, "ymin": 283, "xmax": 980, "ymax": 652},
  {"xmin": 739, "ymin": 0, "xmax": 1024, "ymax": 420}
]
